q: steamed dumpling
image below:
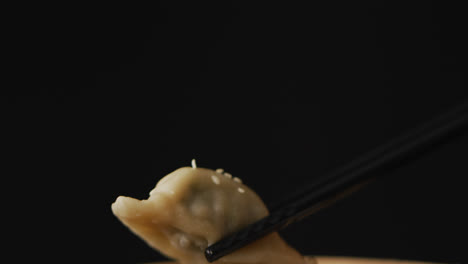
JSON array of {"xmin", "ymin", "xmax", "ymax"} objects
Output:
[{"xmin": 111, "ymin": 166, "xmax": 306, "ymax": 264}]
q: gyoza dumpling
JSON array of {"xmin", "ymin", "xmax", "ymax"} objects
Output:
[{"xmin": 111, "ymin": 165, "xmax": 306, "ymax": 264}]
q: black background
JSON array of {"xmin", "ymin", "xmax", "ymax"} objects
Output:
[{"xmin": 2, "ymin": 1, "xmax": 467, "ymax": 263}]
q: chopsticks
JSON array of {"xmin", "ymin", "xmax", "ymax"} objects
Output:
[{"xmin": 205, "ymin": 101, "xmax": 468, "ymax": 262}]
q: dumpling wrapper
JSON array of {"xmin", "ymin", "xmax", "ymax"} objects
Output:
[{"xmin": 112, "ymin": 167, "xmax": 307, "ymax": 264}]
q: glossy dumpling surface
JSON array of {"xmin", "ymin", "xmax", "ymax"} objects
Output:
[{"xmin": 112, "ymin": 166, "xmax": 306, "ymax": 264}]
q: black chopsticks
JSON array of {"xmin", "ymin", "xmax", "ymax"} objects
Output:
[{"xmin": 205, "ymin": 101, "xmax": 468, "ymax": 262}]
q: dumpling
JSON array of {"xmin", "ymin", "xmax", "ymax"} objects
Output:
[{"xmin": 111, "ymin": 165, "xmax": 306, "ymax": 264}]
